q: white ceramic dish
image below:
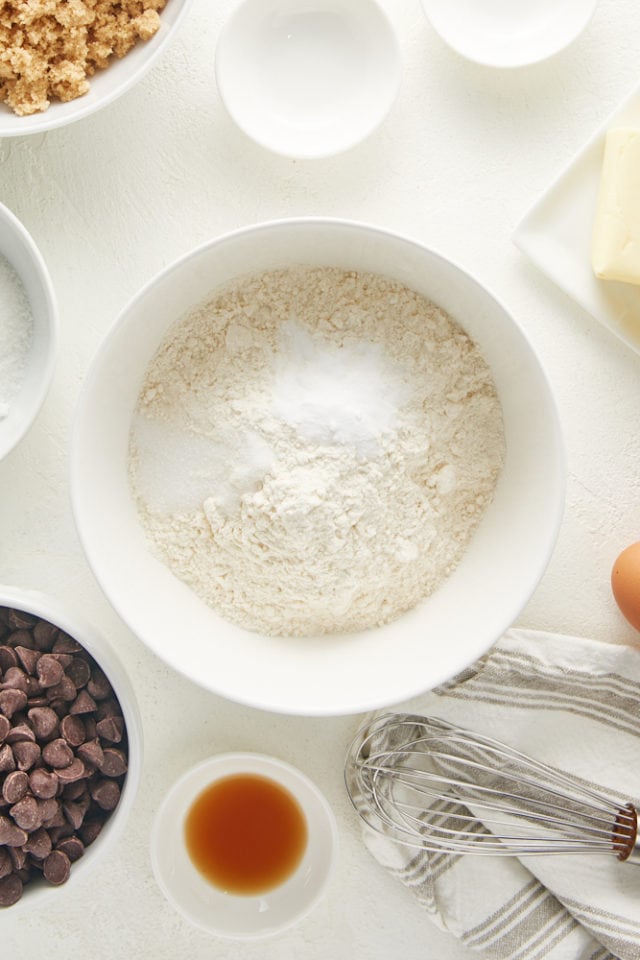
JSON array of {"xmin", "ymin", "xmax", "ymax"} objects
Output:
[
  {"xmin": 0, "ymin": 584, "xmax": 143, "ymax": 912},
  {"xmin": 151, "ymin": 753, "xmax": 337, "ymax": 939},
  {"xmin": 419, "ymin": 0, "xmax": 598, "ymax": 68},
  {"xmin": 71, "ymin": 218, "xmax": 564, "ymax": 717},
  {"xmin": 0, "ymin": 202, "xmax": 57, "ymax": 462},
  {"xmin": 215, "ymin": 0, "xmax": 401, "ymax": 158},
  {"xmin": 0, "ymin": 0, "xmax": 195, "ymax": 137},
  {"xmin": 514, "ymin": 80, "xmax": 640, "ymax": 357}
]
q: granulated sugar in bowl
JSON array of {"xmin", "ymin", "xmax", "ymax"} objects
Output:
[{"xmin": 71, "ymin": 219, "xmax": 564, "ymax": 716}]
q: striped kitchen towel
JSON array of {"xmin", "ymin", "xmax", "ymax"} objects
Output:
[{"xmin": 353, "ymin": 629, "xmax": 640, "ymax": 960}]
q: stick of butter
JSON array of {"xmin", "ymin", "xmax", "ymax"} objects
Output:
[{"xmin": 591, "ymin": 128, "xmax": 640, "ymax": 286}]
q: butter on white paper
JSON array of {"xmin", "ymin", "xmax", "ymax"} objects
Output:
[{"xmin": 591, "ymin": 128, "xmax": 640, "ymax": 286}]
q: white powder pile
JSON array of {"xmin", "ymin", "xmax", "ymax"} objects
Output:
[
  {"xmin": 129, "ymin": 266, "xmax": 505, "ymax": 638},
  {"xmin": 0, "ymin": 254, "xmax": 33, "ymax": 420}
]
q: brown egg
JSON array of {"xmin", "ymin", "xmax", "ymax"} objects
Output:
[{"xmin": 611, "ymin": 541, "xmax": 640, "ymax": 631}]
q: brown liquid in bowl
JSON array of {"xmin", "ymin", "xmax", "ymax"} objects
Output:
[{"xmin": 184, "ymin": 773, "xmax": 308, "ymax": 895}]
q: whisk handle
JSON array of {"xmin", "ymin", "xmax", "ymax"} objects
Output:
[{"xmin": 618, "ymin": 805, "xmax": 640, "ymax": 865}]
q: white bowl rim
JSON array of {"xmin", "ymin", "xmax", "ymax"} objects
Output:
[
  {"xmin": 0, "ymin": 201, "xmax": 58, "ymax": 461},
  {"xmin": 419, "ymin": 0, "xmax": 599, "ymax": 69},
  {"xmin": 0, "ymin": 0, "xmax": 196, "ymax": 136},
  {"xmin": 214, "ymin": 0, "xmax": 402, "ymax": 158},
  {"xmin": 0, "ymin": 582, "xmax": 143, "ymax": 912},
  {"xmin": 150, "ymin": 751, "xmax": 338, "ymax": 940},
  {"xmin": 71, "ymin": 216, "xmax": 566, "ymax": 716}
]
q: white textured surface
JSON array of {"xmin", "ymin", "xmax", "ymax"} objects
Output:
[{"xmin": 1, "ymin": 0, "xmax": 640, "ymax": 956}]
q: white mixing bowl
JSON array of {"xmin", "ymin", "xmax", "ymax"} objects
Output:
[{"xmin": 71, "ymin": 219, "xmax": 564, "ymax": 716}]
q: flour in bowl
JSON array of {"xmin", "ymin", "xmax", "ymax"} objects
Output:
[{"xmin": 129, "ymin": 267, "xmax": 505, "ymax": 637}]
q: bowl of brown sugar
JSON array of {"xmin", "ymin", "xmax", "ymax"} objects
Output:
[{"xmin": 0, "ymin": 0, "xmax": 195, "ymax": 136}]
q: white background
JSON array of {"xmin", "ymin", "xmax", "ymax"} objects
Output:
[{"xmin": 2, "ymin": 0, "xmax": 640, "ymax": 956}]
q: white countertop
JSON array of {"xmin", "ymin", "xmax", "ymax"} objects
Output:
[{"xmin": 2, "ymin": 0, "xmax": 640, "ymax": 955}]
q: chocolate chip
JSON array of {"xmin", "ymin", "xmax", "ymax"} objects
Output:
[
  {"xmin": 55, "ymin": 836, "xmax": 84, "ymax": 863},
  {"xmin": 14, "ymin": 647, "xmax": 40, "ymax": 676},
  {"xmin": 48, "ymin": 822, "xmax": 73, "ymax": 844},
  {"xmin": 62, "ymin": 800, "xmax": 86, "ymax": 830},
  {"xmin": 0, "ymin": 815, "xmax": 27, "ymax": 846},
  {"xmin": 5, "ymin": 722, "xmax": 35, "ymax": 744},
  {"xmin": 24, "ymin": 827, "xmax": 52, "ymax": 861},
  {"xmin": 77, "ymin": 738, "xmax": 103, "ymax": 771},
  {"xmin": 96, "ymin": 697, "xmax": 121, "ymax": 720},
  {"xmin": 1, "ymin": 666, "xmax": 28, "ymax": 692},
  {"xmin": 69, "ymin": 689, "xmax": 96, "ymax": 715},
  {"xmin": 12, "ymin": 741, "xmax": 40, "ymax": 771},
  {"xmin": 52, "ymin": 633, "xmax": 82, "ymax": 654},
  {"xmin": 0, "ymin": 716, "xmax": 9, "ymax": 742},
  {"xmin": 36, "ymin": 655, "xmax": 64, "ymax": 689},
  {"xmin": 0, "ymin": 744, "xmax": 15, "ymax": 773},
  {"xmin": 61, "ymin": 779, "xmax": 87, "ymax": 802},
  {"xmin": 56, "ymin": 758, "xmax": 86, "ymax": 784},
  {"xmin": 0, "ymin": 873, "xmax": 23, "ymax": 906},
  {"xmin": 0, "ymin": 689, "xmax": 28, "ymax": 719},
  {"xmin": 96, "ymin": 716, "xmax": 124, "ymax": 744},
  {"xmin": 32, "ymin": 619, "xmax": 58, "ymax": 649},
  {"xmin": 29, "ymin": 768, "xmax": 59, "ymax": 800},
  {"xmin": 100, "ymin": 747, "xmax": 127, "ymax": 778},
  {"xmin": 7, "ymin": 610, "xmax": 35, "ymax": 631},
  {"xmin": 0, "ymin": 848, "xmax": 11, "ymax": 879},
  {"xmin": 10, "ymin": 795, "xmax": 42, "ymax": 832},
  {"xmin": 79, "ymin": 819, "xmax": 103, "ymax": 845},
  {"xmin": 90, "ymin": 779, "xmax": 121, "ymax": 811},
  {"xmin": 28, "ymin": 706, "xmax": 59, "ymax": 740},
  {"xmin": 42, "ymin": 739, "xmax": 74, "ymax": 769},
  {"xmin": 38, "ymin": 797, "xmax": 60, "ymax": 824},
  {"xmin": 86, "ymin": 668, "xmax": 112, "ymax": 701},
  {"xmin": 43, "ymin": 805, "xmax": 65, "ymax": 830},
  {"xmin": 9, "ymin": 845, "xmax": 26, "ymax": 870},
  {"xmin": 7, "ymin": 630, "xmax": 34, "ymax": 649},
  {"xmin": 2, "ymin": 771, "xmax": 29, "ymax": 804},
  {"xmin": 65, "ymin": 658, "xmax": 91, "ymax": 688},
  {"xmin": 0, "ymin": 647, "xmax": 18, "ymax": 672},
  {"xmin": 49, "ymin": 653, "xmax": 73, "ymax": 670},
  {"xmin": 60, "ymin": 715, "xmax": 85, "ymax": 747},
  {"xmin": 43, "ymin": 849, "xmax": 70, "ymax": 886},
  {"xmin": 46, "ymin": 675, "xmax": 77, "ymax": 702}
]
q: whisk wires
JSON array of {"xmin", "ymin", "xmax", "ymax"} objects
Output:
[{"xmin": 345, "ymin": 714, "xmax": 638, "ymax": 860}]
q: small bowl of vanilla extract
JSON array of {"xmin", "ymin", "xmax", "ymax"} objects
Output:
[{"xmin": 151, "ymin": 753, "xmax": 338, "ymax": 939}]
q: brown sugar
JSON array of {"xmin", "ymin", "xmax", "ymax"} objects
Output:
[{"xmin": 0, "ymin": 0, "xmax": 167, "ymax": 117}]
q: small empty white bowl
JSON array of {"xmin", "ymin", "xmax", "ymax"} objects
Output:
[
  {"xmin": 420, "ymin": 0, "xmax": 599, "ymax": 68},
  {"xmin": 215, "ymin": 0, "xmax": 401, "ymax": 158},
  {"xmin": 0, "ymin": 202, "xmax": 57, "ymax": 462},
  {"xmin": 151, "ymin": 753, "xmax": 337, "ymax": 939}
]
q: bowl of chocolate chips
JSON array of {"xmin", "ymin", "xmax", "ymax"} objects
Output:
[{"xmin": 0, "ymin": 586, "xmax": 142, "ymax": 909}]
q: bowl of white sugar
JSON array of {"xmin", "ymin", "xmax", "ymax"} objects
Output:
[
  {"xmin": 0, "ymin": 202, "xmax": 57, "ymax": 462},
  {"xmin": 71, "ymin": 219, "xmax": 564, "ymax": 716}
]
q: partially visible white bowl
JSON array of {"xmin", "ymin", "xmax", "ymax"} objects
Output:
[
  {"xmin": 420, "ymin": 0, "xmax": 598, "ymax": 68},
  {"xmin": 71, "ymin": 218, "xmax": 565, "ymax": 717},
  {"xmin": 0, "ymin": 0, "xmax": 195, "ymax": 137},
  {"xmin": 0, "ymin": 203, "xmax": 57, "ymax": 462},
  {"xmin": 215, "ymin": 0, "xmax": 401, "ymax": 158},
  {"xmin": 0, "ymin": 584, "xmax": 143, "ymax": 912},
  {"xmin": 151, "ymin": 753, "xmax": 337, "ymax": 940}
]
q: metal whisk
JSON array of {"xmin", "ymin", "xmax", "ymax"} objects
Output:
[{"xmin": 344, "ymin": 713, "xmax": 639, "ymax": 862}]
